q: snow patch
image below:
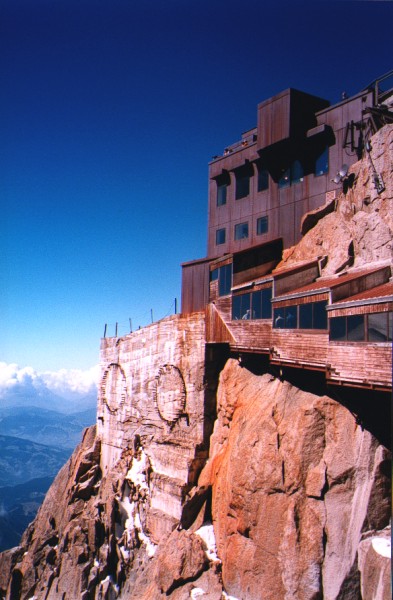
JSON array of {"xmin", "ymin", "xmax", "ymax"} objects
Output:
[
  {"xmin": 119, "ymin": 450, "xmax": 157, "ymax": 558},
  {"xmin": 372, "ymin": 537, "xmax": 391, "ymax": 558},
  {"xmin": 190, "ymin": 588, "xmax": 206, "ymax": 598},
  {"xmin": 195, "ymin": 523, "xmax": 220, "ymax": 563}
]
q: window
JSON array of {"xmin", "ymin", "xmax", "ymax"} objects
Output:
[
  {"xmin": 215, "ymin": 173, "xmax": 230, "ymax": 206},
  {"xmin": 232, "ymin": 288, "xmax": 272, "ymax": 320},
  {"xmin": 315, "ymin": 146, "xmax": 329, "ymax": 176},
  {"xmin": 274, "ymin": 300, "xmax": 327, "ymax": 330},
  {"xmin": 278, "ymin": 160, "xmax": 304, "ymax": 188},
  {"xmin": 232, "ymin": 293, "xmax": 251, "ymax": 320},
  {"xmin": 235, "ymin": 165, "xmax": 253, "ymax": 200},
  {"xmin": 257, "ymin": 216, "xmax": 269, "ymax": 236},
  {"xmin": 217, "ymin": 183, "xmax": 227, "ymax": 206},
  {"xmin": 234, "ymin": 222, "xmax": 249, "ymax": 240},
  {"xmin": 328, "ymin": 313, "xmax": 392, "ymax": 342},
  {"xmin": 330, "ymin": 316, "xmax": 346, "ymax": 341},
  {"xmin": 252, "ymin": 288, "xmax": 272, "ymax": 319},
  {"xmin": 216, "ymin": 228, "xmax": 226, "ymax": 245},
  {"xmin": 218, "ymin": 264, "xmax": 232, "ymax": 296},
  {"xmin": 210, "ymin": 263, "xmax": 232, "ymax": 296},
  {"xmin": 299, "ymin": 300, "xmax": 327, "ymax": 329},
  {"xmin": 347, "ymin": 315, "xmax": 365, "ymax": 341},
  {"xmin": 291, "ymin": 160, "xmax": 304, "ymax": 184},
  {"xmin": 257, "ymin": 164, "xmax": 269, "ymax": 192}
]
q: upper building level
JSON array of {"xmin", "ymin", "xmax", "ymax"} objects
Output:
[{"xmin": 182, "ymin": 71, "xmax": 393, "ymax": 315}]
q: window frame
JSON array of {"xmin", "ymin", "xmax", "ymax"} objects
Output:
[{"xmin": 234, "ymin": 222, "xmax": 249, "ymax": 241}]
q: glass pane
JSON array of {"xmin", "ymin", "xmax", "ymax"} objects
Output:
[
  {"xmin": 258, "ymin": 167, "xmax": 269, "ymax": 192},
  {"xmin": 252, "ymin": 290, "xmax": 262, "ymax": 319},
  {"xmin": 219, "ymin": 264, "xmax": 232, "ymax": 296},
  {"xmin": 389, "ymin": 312, "xmax": 393, "ymax": 341},
  {"xmin": 368, "ymin": 313, "xmax": 388, "ymax": 342},
  {"xmin": 216, "ymin": 228, "xmax": 226, "ymax": 245},
  {"xmin": 347, "ymin": 315, "xmax": 365, "ymax": 341},
  {"xmin": 217, "ymin": 184, "xmax": 227, "ymax": 206},
  {"xmin": 315, "ymin": 146, "xmax": 329, "ymax": 176},
  {"xmin": 299, "ymin": 303, "xmax": 313, "ymax": 329},
  {"xmin": 291, "ymin": 160, "xmax": 304, "ymax": 184},
  {"xmin": 236, "ymin": 174, "xmax": 250, "ymax": 199},
  {"xmin": 257, "ymin": 216, "xmax": 269, "ymax": 235},
  {"xmin": 274, "ymin": 308, "xmax": 285, "ymax": 328},
  {"xmin": 285, "ymin": 305, "xmax": 298, "ymax": 328},
  {"xmin": 210, "ymin": 268, "xmax": 218, "ymax": 282},
  {"xmin": 234, "ymin": 222, "xmax": 249, "ymax": 240},
  {"xmin": 232, "ymin": 295, "xmax": 242, "ymax": 320},
  {"xmin": 261, "ymin": 288, "xmax": 272, "ymax": 319},
  {"xmin": 278, "ymin": 168, "xmax": 290, "ymax": 189},
  {"xmin": 330, "ymin": 317, "xmax": 346, "ymax": 341},
  {"xmin": 313, "ymin": 301, "xmax": 328, "ymax": 329},
  {"xmin": 240, "ymin": 293, "xmax": 251, "ymax": 320}
]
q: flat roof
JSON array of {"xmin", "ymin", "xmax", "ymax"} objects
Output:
[
  {"xmin": 273, "ymin": 265, "xmax": 390, "ymax": 302},
  {"xmin": 327, "ymin": 281, "xmax": 393, "ymax": 310}
]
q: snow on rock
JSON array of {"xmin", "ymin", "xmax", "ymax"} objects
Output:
[
  {"xmin": 195, "ymin": 523, "xmax": 220, "ymax": 563},
  {"xmin": 371, "ymin": 537, "xmax": 391, "ymax": 558}
]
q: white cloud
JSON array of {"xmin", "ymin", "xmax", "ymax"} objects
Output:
[{"xmin": 0, "ymin": 362, "xmax": 99, "ymax": 404}]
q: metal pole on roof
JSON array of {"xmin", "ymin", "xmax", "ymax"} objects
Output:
[
  {"xmin": 150, "ymin": 309, "xmax": 154, "ymax": 323},
  {"xmin": 175, "ymin": 297, "xmax": 177, "ymax": 314},
  {"xmin": 104, "ymin": 324, "xmax": 107, "ymax": 338},
  {"xmin": 115, "ymin": 322, "xmax": 118, "ymax": 337},
  {"xmin": 129, "ymin": 318, "xmax": 133, "ymax": 333}
]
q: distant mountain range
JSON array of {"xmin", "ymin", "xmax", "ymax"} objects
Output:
[
  {"xmin": 0, "ymin": 405, "xmax": 96, "ymax": 450},
  {"xmin": 0, "ymin": 396, "xmax": 97, "ymax": 551}
]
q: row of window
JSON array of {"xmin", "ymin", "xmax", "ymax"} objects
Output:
[
  {"xmin": 330, "ymin": 312, "xmax": 393, "ymax": 342},
  {"xmin": 232, "ymin": 289, "xmax": 272, "ymax": 320},
  {"xmin": 273, "ymin": 301, "xmax": 328, "ymax": 330},
  {"xmin": 216, "ymin": 216, "xmax": 268, "ymax": 245},
  {"xmin": 216, "ymin": 147, "xmax": 329, "ymax": 206}
]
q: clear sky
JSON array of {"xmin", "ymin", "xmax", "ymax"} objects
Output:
[{"xmin": 1, "ymin": 0, "xmax": 392, "ymax": 372}]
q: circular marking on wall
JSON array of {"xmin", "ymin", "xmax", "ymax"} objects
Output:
[
  {"xmin": 154, "ymin": 364, "xmax": 186, "ymax": 424},
  {"xmin": 101, "ymin": 363, "xmax": 128, "ymax": 413}
]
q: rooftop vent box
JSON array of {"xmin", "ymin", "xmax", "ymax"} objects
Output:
[{"xmin": 257, "ymin": 89, "xmax": 329, "ymax": 149}]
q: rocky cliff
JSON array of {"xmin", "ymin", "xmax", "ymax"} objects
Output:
[{"xmin": 0, "ymin": 125, "xmax": 391, "ymax": 600}]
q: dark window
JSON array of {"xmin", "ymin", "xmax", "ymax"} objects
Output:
[
  {"xmin": 330, "ymin": 317, "xmax": 346, "ymax": 341},
  {"xmin": 347, "ymin": 315, "xmax": 365, "ymax": 341},
  {"xmin": 315, "ymin": 146, "xmax": 329, "ymax": 176},
  {"xmin": 256, "ymin": 216, "xmax": 269, "ymax": 235},
  {"xmin": 299, "ymin": 303, "xmax": 313, "ymax": 329},
  {"xmin": 234, "ymin": 222, "xmax": 249, "ymax": 240},
  {"xmin": 389, "ymin": 312, "xmax": 393, "ymax": 341},
  {"xmin": 252, "ymin": 288, "xmax": 272, "ymax": 319},
  {"xmin": 274, "ymin": 307, "xmax": 285, "ymax": 328},
  {"xmin": 235, "ymin": 169, "xmax": 251, "ymax": 200},
  {"xmin": 278, "ymin": 167, "xmax": 290, "ymax": 189},
  {"xmin": 216, "ymin": 228, "xmax": 226, "ymax": 245},
  {"xmin": 232, "ymin": 293, "xmax": 251, "ymax": 320},
  {"xmin": 285, "ymin": 305, "xmax": 298, "ymax": 328},
  {"xmin": 291, "ymin": 160, "xmax": 304, "ymax": 184},
  {"xmin": 367, "ymin": 313, "xmax": 388, "ymax": 342},
  {"xmin": 313, "ymin": 301, "xmax": 328, "ymax": 329},
  {"xmin": 217, "ymin": 183, "xmax": 227, "ymax": 206},
  {"xmin": 257, "ymin": 165, "xmax": 269, "ymax": 191},
  {"xmin": 210, "ymin": 268, "xmax": 218, "ymax": 282},
  {"xmin": 218, "ymin": 264, "xmax": 232, "ymax": 296}
]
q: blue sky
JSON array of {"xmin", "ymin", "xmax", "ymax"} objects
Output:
[{"xmin": 1, "ymin": 0, "xmax": 392, "ymax": 372}]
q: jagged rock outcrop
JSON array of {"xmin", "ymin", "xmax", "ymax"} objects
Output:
[
  {"xmin": 282, "ymin": 125, "xmax": 393, "ymax": 274},
  {"xmin": 199, "ymin": 359, "xmax": 391, "ymax": 600}
]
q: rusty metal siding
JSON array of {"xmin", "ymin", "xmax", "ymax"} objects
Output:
[{"xmin": 181, "ymin": 259, "xmax": 210, "ymax": 314}]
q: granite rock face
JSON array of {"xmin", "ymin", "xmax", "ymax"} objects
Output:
[{"xmin": 199, "ymin": 359, "xmax": 391, "ymax": 600}]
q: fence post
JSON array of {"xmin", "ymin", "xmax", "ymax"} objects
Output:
[
  {"xmin": 104, "ymin": 324, "xmax": 107, "ymax": 338},
  {"xmin": 115, "ymin": 322, "xmax": 118, "ymax": 337},
  {"xmin": 175, "ymin": 297, "xmax": 177, "ymax": 314}
]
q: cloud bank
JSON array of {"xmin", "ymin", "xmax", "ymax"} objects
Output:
[{"xmin": 0, "ymin": 362, "xmax": 100, "ymax": 412}]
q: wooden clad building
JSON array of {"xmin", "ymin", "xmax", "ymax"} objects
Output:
[{"xmin": 180, "ymin": 72, "xmax": 393, "ymax": 391}]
